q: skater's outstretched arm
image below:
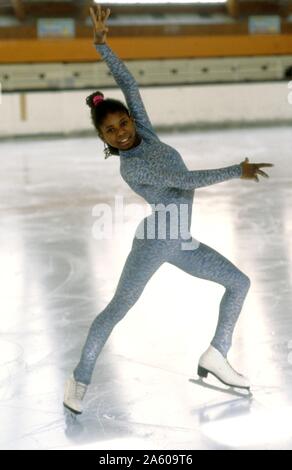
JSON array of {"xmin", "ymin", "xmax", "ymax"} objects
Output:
[
  {"xmin": 122, "ymin": 157, "xmax": 274, "ymax": 190},
  {"xmin": 90, "ymin": 5, "xmax": 156, "ymax": 134}
]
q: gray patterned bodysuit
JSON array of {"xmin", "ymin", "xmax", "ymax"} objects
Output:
[{"xmin": 73, "ymin": 43, "xmax": 250, "ymax": 385}]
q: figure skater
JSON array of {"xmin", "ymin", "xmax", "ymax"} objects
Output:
[{"xmin": 63, "ymin": 5, "xmax": 273, "ymax": 414}]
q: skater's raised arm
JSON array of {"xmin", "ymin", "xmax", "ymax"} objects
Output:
[
  {"xmin": 122, "ymin": 158, "xmax": 274, "ymax": 190},
  {"xmin": 90, "ymin": 5, "xmax": 155, "ymax": 133}
]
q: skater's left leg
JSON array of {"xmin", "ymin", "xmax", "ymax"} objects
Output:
[
  {"xmin": 167, "ymin": 240, "xmax": 251, "ymax": 388},
  {"xmin": 167, "ymin": 240, "xmax": 250, "ymax": 357}
]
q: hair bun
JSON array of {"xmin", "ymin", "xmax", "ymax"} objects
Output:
[{"xmin": 86, "ymin": 91, "xmax": 104, "ymax": 109}]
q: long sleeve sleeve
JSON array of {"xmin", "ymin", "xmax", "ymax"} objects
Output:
[
  {"xmin": 123, "ymin": 158, "xmax": 242, "ymax": 190},
  {"xmin": 95, "ymin": 43, "xmax": 154, "ymax": 132}
]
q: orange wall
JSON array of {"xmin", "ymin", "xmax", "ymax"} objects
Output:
[{"xmin": 1, "ymin": 34, "xmax": 292, "ymax": 63}]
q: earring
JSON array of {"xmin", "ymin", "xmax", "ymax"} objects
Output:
[{"xmin": 103, "ymin": 142, "xmax": 111, "ymax": 159}]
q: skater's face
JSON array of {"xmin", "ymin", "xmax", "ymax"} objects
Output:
[{"xmin": 99, "ymin": 111, "xmax": 140, "ymax": 151}]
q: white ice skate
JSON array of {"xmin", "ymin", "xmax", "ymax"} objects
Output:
[
  {"xmin": 198, "ymin": 345, "xmax": 250, "ymax": 390},
  {"xmin": 63, "ymin": 374, "xmax": 88, "ymax": 414}
]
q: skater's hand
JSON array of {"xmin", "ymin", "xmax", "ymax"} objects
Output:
[
  {"xmin": 89, "ymin": 4, "xmax": 110, "ymax": 45},
  {"xmin": 240, "ymin": 157, "xmax": 274, "ymax": 182}
]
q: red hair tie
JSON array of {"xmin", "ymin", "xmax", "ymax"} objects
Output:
[{"xmin": 93, "ymin": 95, "xmax": 104, "ymax": 107}]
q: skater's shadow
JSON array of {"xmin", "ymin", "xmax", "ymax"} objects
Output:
[
  {"xmin": 190, "ymin": 384, "xmax": 254, "ymax": 449},
  {"xmin": 62, "ymin": 394, "xmax": 133, "ymax": 449},
  {"xmin": 64, "ymin": 409, "xmax": 85, "ymax": 440},
  {"xmin": 189, "ymin": 378, "xmax": 253, "ymax": 434}
]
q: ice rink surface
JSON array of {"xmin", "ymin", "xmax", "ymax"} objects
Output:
[{"xmin": 0, "ymin": 126, "xmax": 291, "ymax": 450}]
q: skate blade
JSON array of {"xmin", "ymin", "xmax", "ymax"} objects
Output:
[
  {"xmin": 63, "ymin": 402, "xmax": 82, "ymax": 415},
  {"xmin": 189, "ymin": 378, "xmax": 253, "ymax": 398}
]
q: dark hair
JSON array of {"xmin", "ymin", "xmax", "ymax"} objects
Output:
[{"xmin": 86, "ymin": 91, "xmax": 130, "ymax": 156}]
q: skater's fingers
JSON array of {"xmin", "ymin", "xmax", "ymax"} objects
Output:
[
  {"xmin": 257, "ymin": 163, "xmax": 274, "ymax": 168},
  {"xmin": 104, "ymin": 8, "xmax": 111, "ymax": 22},
  {"xmin": 256, "ymin": 169, "xmax": 269, "ymax": 178},
  {"xmin": 97, "ymin": 4, "xmax": 101, "ymax": 22},
  {"xmin": 90, "ymin": 6, "xmax": 99, "ymax": 29},
  {"xmin": 89, "ymin": 7, "xmax": 96, "ymax": 24}
]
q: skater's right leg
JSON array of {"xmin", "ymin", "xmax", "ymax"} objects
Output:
[{"xmin": 73, "ymin": 238, "xmax": 167, "ymax": 387}]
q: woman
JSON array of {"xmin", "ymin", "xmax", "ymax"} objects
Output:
[{"xmin": 63, "ymin": 5, "xmax": 273, "ymax": 414}]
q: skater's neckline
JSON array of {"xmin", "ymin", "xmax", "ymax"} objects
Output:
[{"xmin": 119, "ymin": 135, "xmax": 144, "ymax": 156}]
